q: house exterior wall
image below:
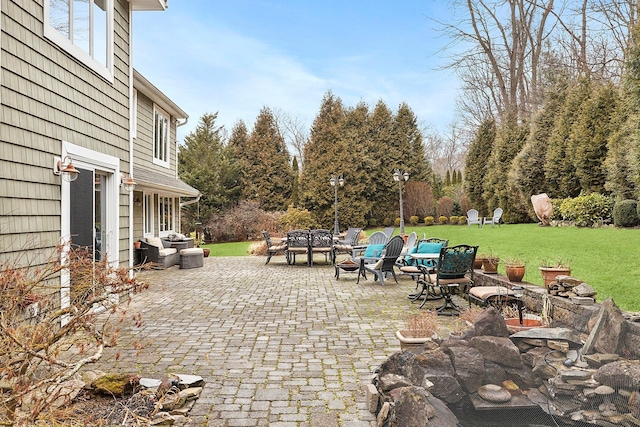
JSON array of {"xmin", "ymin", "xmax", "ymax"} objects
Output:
[{"xmin": 0, "ymin": 0, "xmax": 133, "ymax": 266}]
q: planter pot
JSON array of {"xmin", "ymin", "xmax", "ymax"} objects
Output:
[
  {"xmin": 395, "ymin": 330, "xmax": 439, "ymax": 353},
  {"xmin": 505, "ymin": 265, "xmax": 525, "ymax": 282},
  {"xmin": 482, "ymin": 258, "xmax": 499, "ymax": 274},
  {"xmin": 202, "ymin": 248, "xmax": 211, "ymax": 258},
  {"xmin": 134, "ymin": 241, "xmax": 141, "ymax": 250},
  {"xmin": 539, "ymin": 266, "xmax": 571, "ymax": 288},
  {"xmin": 504, "ymin": 315, "xmax": 546, "ymax": 333},
  {"xmin": 474, "ymin": 257, "xmax": 485, "ymax": 269}
]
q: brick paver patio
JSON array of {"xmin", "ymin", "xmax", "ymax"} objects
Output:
[{"xmin": 91, "ymin": 255, "xmax": 461, "ymax": 426}]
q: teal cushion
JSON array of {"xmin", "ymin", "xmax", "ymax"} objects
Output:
[
  {"xmin": 417, "ymin": 242, "xmax": 443, "ymax": 254},
  {"xmin": 404, "ymin": 246, "xmax": 418, "ymax": 264},
  {"xmin": 364, "ymin": 244, "xmax": 385, "ymax": 258},
  {"xmin": 415, "ymin": 242, "xmax": 443, "ymax": 266}
]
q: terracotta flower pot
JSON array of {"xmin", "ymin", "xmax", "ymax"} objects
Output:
[
  {"xmin": 505, "ymin": 265, "xmax": 525, "ymax": 282},
  {"xmin": 202, "ymin": 248, "xmax": 211, "ymax": 258},
  {"xmin": 539, "ymin": 266, "xmax": 571, "ymax": 289},
  {"xmin": 482, "ymin": 257, "xmax": 499, "ymax": 274},
  {"xmin": 474, "ymin": 257, "xmax": 485, "ymax": 269}
]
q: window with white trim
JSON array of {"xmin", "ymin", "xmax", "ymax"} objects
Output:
[
  {"xmin": 153, "ymin": 106, "xmax": 170, "ymax": 167},
  {"xmin": 44, "ymin": 0, "xmax": 114, "ymax": 81},
  {"xmin": 143, "ymin": 194, "xmax": 153, "ymax": 236},
  {"xmin": 158, "ymin": 196, "xmax": 174, "ymax": 235}
]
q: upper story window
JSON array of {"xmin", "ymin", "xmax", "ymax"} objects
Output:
[
  {"xmin": 44, "ymin": 0, "xmax": 114, "ymax": 82},
  {"xmin": 153, "ymin": 105, "xmax": 170, "ymax": 167}
]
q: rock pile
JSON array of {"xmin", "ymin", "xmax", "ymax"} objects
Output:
[
  {"xmin": 48, "ymin": 371, "xmax": 205, "ymax": 426},
  {"xmin": 547, "ymin": 275, "xmax": 597, "ymax": 305},
  {"xmin": 369, "ymin": 306, "xmax": 640, "ymax": 426}
]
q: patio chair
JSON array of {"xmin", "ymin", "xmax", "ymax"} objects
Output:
[
  {"xmin": 399, "ymin": 238, "xmax": 448, "ymax": 301},
  {"xmin": 286, "ymin": 229, "xmax": 311, "ymax": 266},
  {"xmin": 139, "ymin": 237, "xmax": 180, "ymax": 269},
  {"xmin": 416, "ymin": 244, "xmax": 478, "ymax": 313},
  {"xmin": 333, "ymin": 227, "xmax": 362, "ymax": 260},
  {"xmin": 400, "ymin": 232, "xmax": 418, "ymax": 257},
  {"xmin": 310, "ymin": 229, "xmax": 334, "ymax": 265},
  {"xmin": 467, "ymin": 209, "xmax": 482, "ymax": 228},
  {"xmin": 357, "ymin": 235, "xmax": 404, "ymax": 286},
  {"xmin": 262, "ymin": 231, "xmax": 287, "ymax": 265},
  {"xmin": 483, "ymin": 208, "xmax": 503, "ymax": 228},
  {"xmin": 351, "ymin": 231, "xmax": 388, "ymax": 262},
  {"xmin": 383, "ymin": 227, "xmax": 396, "ymax": 238}
]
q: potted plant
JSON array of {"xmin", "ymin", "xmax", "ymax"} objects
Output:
[
  {"xmin": 479, "ymin": 253, "xmax": 499, "ymax": 274},
  {"xmin": 194, "ymin": 236, "xmax": 210, "ymax": 258},
  {"xmin": 539, "ymin": 258, "xmax": 571, "ymax": 289},
  {"xmin": 396, "ymin": 310, "xmax": 440, "ymax": 353},
  {"xmin": 504, "ymin": 258, "xmax": 526, "ymax": 282}
]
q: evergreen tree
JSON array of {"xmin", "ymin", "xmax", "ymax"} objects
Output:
[
  {"xmin": 336, "ymin": 102, "xmax": 372, "ymax": 228},
  {"xmin": 464, "ymin": 119, "xmax": 495, "ymax": 216},
  {"xmin": 545, "ymin": 78, "xmax": 591, "ymax": 198},
  {"xmin": 445, "ymin": 170, "xmax": 451, "ymax": 187},
  {"xmin": 393, "ymin": 103, "xmax": 433, "ymax": 182},
  {"xmin": 228, "ymin": 120, "xmax": 250, "ymax": 198},
  {"xmin": 300, "ymin": 91, "xmax": 348, "ymax": 228},
  {"xmin": 484, "ymin": 113, "xmax": 529, "ymax": 222},
  {"xmin": 512, "ymin": 77, "xmax": 568, "ymax": 215},
  {"xmin": 367, "ymin": 100, "xmax": 397, "ymax": 225},
  {"xmin": 606, "ymin": 22, "xmax": 640, "ymax": 199},
  {"xmin": 179, "ymin": 113, "xmax": 240, "ymax": 230},
  {"xmin": 244, "ymin": 107, "xmax": 294, "ymax": 211},
  {"xmin": 570, "ymin": 82, "xmax": 618, "ymax": 194}
]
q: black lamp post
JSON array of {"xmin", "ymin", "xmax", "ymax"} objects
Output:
[
  {"xmin": 393, "ymin": 169, "xmax": 409, "ymax": 235},
  {"xmin": 330, "ymin": 174, "xmax": 344, "ymax": 235}
]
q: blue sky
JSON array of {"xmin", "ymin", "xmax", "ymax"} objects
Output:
[{"xmin": 132, "ymin": 1, "xmax": 458, "ymax": 142}]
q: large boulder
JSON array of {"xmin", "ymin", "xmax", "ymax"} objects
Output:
[
  {"xmin": 376, "ymin": 351, "xmax": 425, "ymax": 387},
  {"xmin": 594, "ymin": 360, "xmax": 640, "ymax": 390},
  {"xmin": 389, "ymin": 386, "xmax": 458, "ymax": 427},
  {"xmin": 415, "ymin": 349, "xmax": 466, "ymax": 403},
  {"xmin": 473, "ymin": 307, "xmax": 510, "ymax": 337},
  {"xmin": 583, "ymin": 298, "xmax": 627, "ymax": 355},
  {"xmin": 444, "ymin": 345, "xmax": 484, "ymax": 393},
  {"xmin": 469, "ymin": 336, "xmax": 524, "ymax": 369}
]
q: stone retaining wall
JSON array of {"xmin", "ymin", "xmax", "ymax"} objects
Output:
[{"xmin": 472, "ymin": 270, "xmax": 640, "ymax": 359}]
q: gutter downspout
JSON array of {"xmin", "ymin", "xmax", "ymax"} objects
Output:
[
  {"xmin": 128, "ymin": 4, "xmax": 135, "ymax": 272},
  {"xmin": 175, "ymin": 117, "xmax": 189, "ymax": 231}
]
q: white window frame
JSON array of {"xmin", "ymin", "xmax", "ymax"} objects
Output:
[
  {"xmin": 143, "ymin": 193, "xmax": 154, "ymax": 237},
  {"xmin": 158, "ymin": 196, "xmax": 175, "ymax": 237},
  {"xmin": 43, "ymin": 0, "xmax": 115, "ymax": 83},
  {"xmin": 152, "ymin": 105, "xmax": 170, "ymax": 168}
]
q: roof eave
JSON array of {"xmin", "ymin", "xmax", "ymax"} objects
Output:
[{"xmin": 130, "ymin": 0, "xmax": 168, "ymax": 12}]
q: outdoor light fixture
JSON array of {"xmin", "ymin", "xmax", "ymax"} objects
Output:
[
  {"xmin": 134, "ymin": 197, "xmax": 142, "ymax": 207},
  {"xmin": 53, "ymin": 156, "xmax": 80, "ymax": 182},
  {"xmin": 393, "ymin": 169, "xmax": 409, "ymax": 235},
  {"xmin": 330, "ymin": 174, "xmax": 345, "ymax": 235},
  {"xmin": 121, "ymin": 173, "xmax": 137, "ymax": 192}
]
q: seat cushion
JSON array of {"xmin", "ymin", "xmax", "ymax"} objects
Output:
[
  {"xmin": 159, "ymin": 248, "xmax": 177, "ymax": 256},
  {"xmin": 469, "ymin": 286, "xmax": 514, "ymax": 301},
  {"xmin": 147, "ymin": 237, "xmax": 164, "ymax": 248},
  {"xmin": 180, "ymin": 248, "xmax": 203, "ymax": 255},
  {"xmin": 364, "ymin": 244, "xmax": 385, "ymax": 258}
]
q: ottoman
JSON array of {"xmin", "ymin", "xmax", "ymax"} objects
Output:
[{"xmin": 180, "ymin": 248, "xmax": 204, "ymax": 269}]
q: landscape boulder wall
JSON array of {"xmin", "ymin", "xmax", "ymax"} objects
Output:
[{"xmin": 370, "ymin": 306, "xmax": 640, "ymax": 426}]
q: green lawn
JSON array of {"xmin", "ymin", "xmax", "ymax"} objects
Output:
[{"xmin": 204, "ymin": 224, "xmax": 640, "ymax": 311}]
